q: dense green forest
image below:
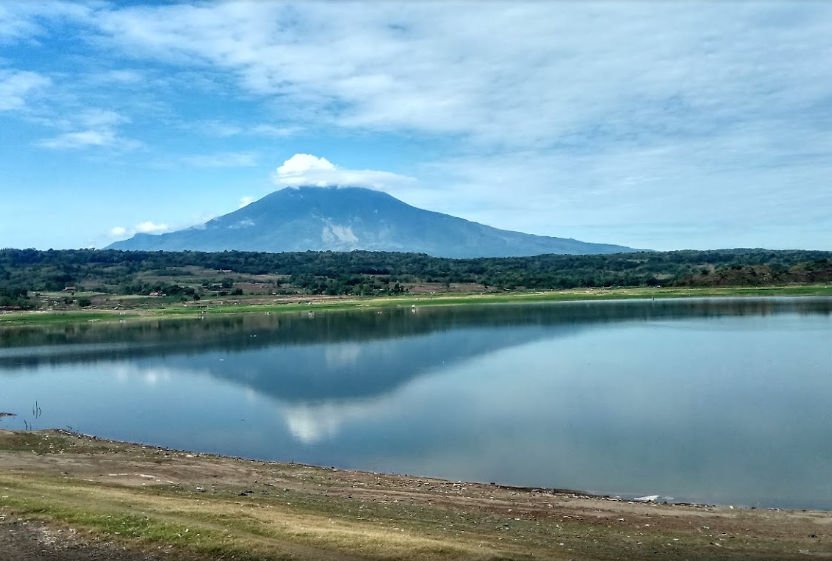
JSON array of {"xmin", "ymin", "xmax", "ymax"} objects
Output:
[{"xmin": 1, "ymin": 248, "xmax": 830, "ymax": 309}]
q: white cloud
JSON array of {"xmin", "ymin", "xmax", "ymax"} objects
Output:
[
  {"xmin": 135, "ymin": 221, "xmax": 169, "ymax": 234},
  {"xmin": 106, "ymin": 221, "xmax": 170, "ymax": 241},
  {"xmin": 0, "ymin": 5, "xmax": 42, "ymax": 42},
  {"xmin": 250, "ymin": 124, "xmax": 299, "ymax": 137},
  {"xmin": 88, "ymin": 2, "xmax": 832, "ymax": 147},
  {"xmin": 191, "ymin": 121, "xmax": 299, "ymax": 138},
  {"xmin": 37, "ymin": 109, "xmax": 139, "ymax": 151},
  {"xmin": 272, "ymin": 153, "xmax": 414, "ymax": 189},
  {"xmin": 39, "ymin": 129, "xmax": 115, "ymax": 149},
  {"xmin": 278, "ymin": 153, "xmax": 334, "ymax": 175},
  {"xmin": 78, "ymin": 108, "xmax": 128, "ymax": 128},
  {"xmin": 0, "ymin": 69, "xmax": 50, "ymax": 111},
  {"xmin": 98, "ymin": 69, "xmax": 144, "ymax": 85},
  {"xmin": 192, "ymin": 120, "xmax": 243, "ymax": 138},
  {"xmin": 181, "ymin": 151, "xmax": 258, "ymax": 168},
  {"xmin": 0, "ymin": 2, "xmax": 93, "ymax": 43},
  {"xmin": 239, "ymin": 195, "xmax": 255, "ymax": 208}
]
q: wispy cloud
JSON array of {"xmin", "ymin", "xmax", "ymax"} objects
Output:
[
  {"xmin": 0, "ymin": 69, "xmax": 50, "ymax": 111},
  {"xmin": 250, "ymin": 124, "xmax": 299, "ymax": 137},
  {"xmin": 272, "ymin": 153, "xmax": 414, "ymax": 189},
  {"xmin": 78, "ymin": 109, "xmax": 127, "ymax": 129},
  {"xmin": 89, "ymin": 2, "xmax": 832, "ymax": 147},
  {"xmin": 190, "ymin": 120, "xmax": 299, "ymax": 138},
  {"xmin": 0, "ymin": 2, "xmax": 93, "ymax": 43},
  {"xmin": 39, "ymin": 129, "xmax": 118, "ymax": 149},
  {"xmin": 98, "ymin": 69, "xmax": 144, "ymax": 85},
  {"xmin": 37, "ymin": 109, "xmax": 139, "ymax": 151},
  {"xmin": 181, "ymin": 151, "xmax": 258, "ymax": 168},
  {"xmin": 191, "ymin": 120, "xmax": 243, "ymax": 138}
]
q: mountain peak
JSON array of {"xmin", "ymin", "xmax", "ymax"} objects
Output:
[{"xmin": 109, "ymin": 187, "xmax": 635, "ymax": 257}]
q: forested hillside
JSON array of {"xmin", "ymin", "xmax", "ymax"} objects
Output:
[{"xmin": 1, "ymin": 248, "xmax": 830, "ymax": 310}]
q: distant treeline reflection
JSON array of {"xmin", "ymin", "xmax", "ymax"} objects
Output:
[{"xmin": 1, "ymin": 298, "xmax": 828, "ymax": 371}]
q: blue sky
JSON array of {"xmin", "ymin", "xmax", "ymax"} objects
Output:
[{"xmin": 1, "ymin": 1, "xmax": 830, "ymax": 251}]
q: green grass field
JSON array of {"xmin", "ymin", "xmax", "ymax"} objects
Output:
[{"xmin": 1, "ymin": 284, "xmax": 830, "ymax": 327}]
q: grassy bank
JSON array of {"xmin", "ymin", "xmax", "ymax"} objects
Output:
[
  {"xmin": 0, "ymin": 430, "xmax": 829, "ymax": 560},
  {"xmin": 2, "ymin": 284, "xmax": 830, "ymax": 327}
]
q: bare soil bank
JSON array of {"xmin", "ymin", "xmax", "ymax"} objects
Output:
[{"xmin": 0, "ymin": 430, "xmax": 830, "ymax": 560}]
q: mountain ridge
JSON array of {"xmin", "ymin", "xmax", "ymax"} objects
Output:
[{"xmin": 108, "ymin": 186, "xmax": 636, "ymax": 257}]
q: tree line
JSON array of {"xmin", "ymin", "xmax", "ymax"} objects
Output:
[{"xmin": 1, "ymin": 248, "xmax": 830, "ymax": 308}]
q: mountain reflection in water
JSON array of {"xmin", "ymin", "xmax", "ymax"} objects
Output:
[{"xmin": 1, "ymin": 297, "xmax": 830, "ymax": 510}]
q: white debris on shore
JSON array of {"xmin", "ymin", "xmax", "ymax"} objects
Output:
[{"xmin": 634, "ymin": 495, "xmax": 661, "ymax": 502}]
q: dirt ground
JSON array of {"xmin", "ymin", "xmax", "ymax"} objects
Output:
[
  {"xmin": 1, "ymin": 430, "xmax": 830, "ymax": 560},
  {"xmin": 0, "ymin": 517, "xmax": 190, "ymax": 561}
]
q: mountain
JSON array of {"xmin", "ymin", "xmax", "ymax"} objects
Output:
[{"xmin": 108, "ymin": 186, "xmax": 635, "ymax": 257}]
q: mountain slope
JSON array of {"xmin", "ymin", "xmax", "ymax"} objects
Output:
[{"xmin": 108, "ymin": 186, "xmax": 634, "ymax": 257}]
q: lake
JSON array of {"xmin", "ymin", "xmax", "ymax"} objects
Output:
[{"xmin": 1, "ymin": 297, "xmax": 830, "ymax": 509}]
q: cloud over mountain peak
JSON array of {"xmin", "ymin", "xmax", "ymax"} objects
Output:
[{"xmin": 272, "ymin": 153, "xmax": 414, "ymax": 189}]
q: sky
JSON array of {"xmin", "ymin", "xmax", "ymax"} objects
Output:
[{"xmin": 1, "ymin": 1, "xmax": 830, "ymax": 251}]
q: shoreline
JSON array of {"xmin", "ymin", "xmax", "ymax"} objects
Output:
[
  {"xmin": 59, "ymin": 429, "xmax": 619, "ymax": 504},
  {"xmin": 2, "ymin": 284, "xmax": 831, "ymax": 327},
  {"xmin": 1, "ymin": 429, "xmax": 829, "ymax": 560},
  {"xmin": 21, "ymin": 429, "xmax": 825, "ymax": 513}
]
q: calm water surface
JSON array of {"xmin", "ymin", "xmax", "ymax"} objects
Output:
[{"xmin": 1, "ymin": 298, "xmax": 830, "ymax": 509}]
